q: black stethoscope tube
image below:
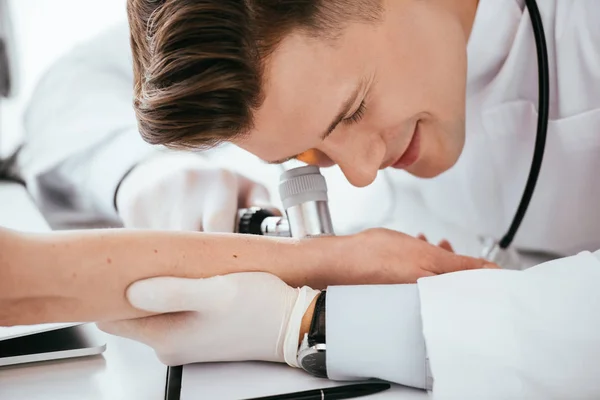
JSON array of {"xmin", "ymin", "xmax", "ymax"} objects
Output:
[{"xmin": 498, "ymin": 0, "xmax": 550, "ymax": 250}]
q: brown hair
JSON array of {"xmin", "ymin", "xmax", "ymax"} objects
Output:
[{"xmin": 127, "ymin": 0, "xmax": 382, "ymax": 150}]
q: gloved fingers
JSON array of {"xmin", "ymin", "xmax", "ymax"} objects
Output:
[
  {"xmin": 235, "ymin": 174, "xmax": 281, "ymax": 215},
  {"xmin": 202, "ymin": 170, "xmax": 240, "ymax": 232},
  {"xmin": 246, "ymin": 184, "xmax": 282, "ymax": 216},
  {"xmin": 167, "ymin": 197, "xmax": 203, "ymax": 231},
  {"xmin": 162, "ymin": 169, "xmax": 207, "ymax": 231},
  {"xmin": 118, "ymin": 192, "xmax": 160, "ymax": 229},
  {"xmin": 126, "ymin": 273, "xmax": 288, "ymax": 314},
  {"xmin": 126, "ymin": 276, "xmax": 237, "ymax": 313},
  {"xmin": 96, "ymin": 312, "xmax": 194, "ymax": 350}
]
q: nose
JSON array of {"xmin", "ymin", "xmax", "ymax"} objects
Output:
[
  {"xmin": 338, "ymin": 158, "xmax": 381, "ymax": 187},
  {"xmin": 319, "ymin": 134, "xmax": 386, "ymax": 187}
]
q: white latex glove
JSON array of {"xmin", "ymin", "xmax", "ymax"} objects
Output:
[
  {"xmin": 97, "ymin": 273, "xmax": 320, "ymax": 366},
  {"xmin": 116, "ymin": 152, "xmax": 277, "ymax": 231}
]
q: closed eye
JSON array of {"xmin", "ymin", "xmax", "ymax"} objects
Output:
[{"xmin": 342, "ymin": 100, "xmax": 367, "ymax": 126}]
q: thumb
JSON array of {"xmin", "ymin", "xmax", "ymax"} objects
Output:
[
  {"xmin": 126, "ymin": 276, "xmax": 237, "ymax": 313},
  {"xmin": 244, "ymin": 183, "xmax": 281, "ymax": 216}
]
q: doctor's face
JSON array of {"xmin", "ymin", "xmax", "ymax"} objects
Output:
[{"xmin": 238, "ymin": 1, "xmax": 471, "ymax": 187}]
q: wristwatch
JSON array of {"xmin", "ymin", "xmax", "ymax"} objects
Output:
[{"xmin": 297, "ymin": 290, "xmax": 327, "ymax": 378}]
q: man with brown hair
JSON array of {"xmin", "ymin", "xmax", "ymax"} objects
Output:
[{"xmin": 128, "ymin": 0, "xmax": 468, "ymax": 183}]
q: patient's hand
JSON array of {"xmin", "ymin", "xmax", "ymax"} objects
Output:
[
  {"xmin": 417, "ymin": 233, "xmax": 455, "ymax": 253},
  {"xmin": 318, "ymin": 228, "xmax": 496, "ymax": 287}
]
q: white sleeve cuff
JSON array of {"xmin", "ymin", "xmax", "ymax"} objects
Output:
[{"xmin": 326, "ymin": 284, "xmax": 430, "ymax": 389}]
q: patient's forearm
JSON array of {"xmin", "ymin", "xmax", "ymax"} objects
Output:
[{"xmin": 1, "ymin": 228, "xmax": 329, "ymax": 326}]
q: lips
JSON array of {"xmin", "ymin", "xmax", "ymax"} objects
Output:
[{"xmin": 391, "ymin": 122, "xmax": 421, "ymax": 169}]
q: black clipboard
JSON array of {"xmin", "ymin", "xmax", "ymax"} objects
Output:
[{"xmin": 164, "ymin": 365, "xmax": 183, "ymax": 400}]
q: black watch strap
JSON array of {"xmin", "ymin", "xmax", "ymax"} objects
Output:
[{"xmin": 307, "ymin": 290, "xmax": 326, "ymax": 346}]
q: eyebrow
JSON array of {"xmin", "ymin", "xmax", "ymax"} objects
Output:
[{"xmin": 265, "ymin": 78, "xmax": 366, "ymax": 165}]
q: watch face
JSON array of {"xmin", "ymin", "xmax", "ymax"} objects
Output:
[{"xmin": 299, "ymin": 350, "xmax": 327, "ymax": 378}]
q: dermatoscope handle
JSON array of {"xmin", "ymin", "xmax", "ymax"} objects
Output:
[
  {"xmin": 279, "ymin": 165, "xmax": 333, "ymax": 238},
  {"xmin": 236, "ymin": 165, "xmax": 334, "ymax": 238}
]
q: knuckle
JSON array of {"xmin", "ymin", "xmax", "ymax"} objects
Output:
[{"xmin": 421, "ymin": 251, "xmax": 439, "ymax": 270}]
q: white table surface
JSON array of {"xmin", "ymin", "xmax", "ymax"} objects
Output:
[
  {"xmin": 182, "ymin": 362, "xmax": 429, "ymax": 400},
  {"xmin": 0, "ymin": 182, "xmax": 167, "ymax": 400}
]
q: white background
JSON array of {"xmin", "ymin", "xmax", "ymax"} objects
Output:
[{"xmin": 1, "ymin": 0, "xmax": 127, "ymax": 156}]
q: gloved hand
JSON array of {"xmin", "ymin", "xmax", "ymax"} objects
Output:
[
  {"xmin": 97, "ymin": 273, "xmax": 319, "ymax": 366},
  {"xmin": 116, "ymin": 152, "xmax": 277, "ymax": 231}
]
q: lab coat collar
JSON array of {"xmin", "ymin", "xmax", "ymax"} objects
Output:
[{"xmin": 466, "ymin": 0, "xmax": 526, "ymax": 91}]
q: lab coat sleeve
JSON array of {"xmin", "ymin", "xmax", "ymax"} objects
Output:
[
  {"xmin": 417, "ymin": 251, "xmax": 600, "ymax": 400},
  {"xmin": 326, "ymin": 284, "xmax": 431, "ymax": 389},
  {"xmin": 17, "ymin": 24, "xmax": 159, "ymax": 228},
  {"xmin": 327, "ymin": 251, "xmax": 600, "ymax": 399}
]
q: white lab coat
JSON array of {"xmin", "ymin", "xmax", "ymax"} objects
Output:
[
  {"xmin": 417, "ymin": 0, "xmax": 600, "ymax": 257},
  {"xmin": 16, "ymin": 23, "xmax": 157, "ymax": 229},
  {"xmin": 15, "ymin": 0, "xmax": 600, "ymax": 398}
]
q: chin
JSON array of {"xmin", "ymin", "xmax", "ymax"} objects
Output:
[
  {"xmin": 406, "ymin": 162, "xmax": 448, "ymax": 178},
  {"xmin": 407, "ymin": 145, "xmax": 463, "ymax": 178}
]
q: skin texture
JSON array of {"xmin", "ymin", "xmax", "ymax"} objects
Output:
[{"xmin": 239, "ymin": 0, "xmax": 478, "ymax": 187}]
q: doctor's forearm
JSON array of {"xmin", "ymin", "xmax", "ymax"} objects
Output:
[{"xmin": 1, "ymin": 228, "xmax": 333, "ymax": 326}]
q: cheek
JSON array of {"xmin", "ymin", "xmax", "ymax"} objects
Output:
[{"xmin": 408, "ymin": 118, "xmax": 466, "ymax": 178}]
